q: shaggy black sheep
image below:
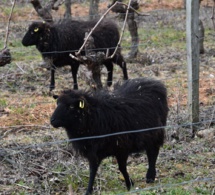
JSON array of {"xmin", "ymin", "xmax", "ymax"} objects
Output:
[
  {"xmin": 50, "ymin": 77, "xmax": 168, "ymax": 195},
  {"xmin": 22, "ymin": 19, "xmax": 128, "ymax": 91}
]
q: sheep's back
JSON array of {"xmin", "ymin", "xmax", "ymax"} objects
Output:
[
  {"xmin": 54, "ymin": 19, "xmax": 120, "ymax": 54},
  {"xmin": 113, "ymin": 78, "xmax": 168, "ymax": 126},
  {"xmin": 40, "ymin": 19, "xmax": 120, "ymax": 66},
  {"xmin": 53, "ymin": 20, "xmax": 88, "ymax": 52},
  {"xmin": 73, "ymin": 98, "xmax": 165, "ymax": 158},
  {"xmin": 91, "ymin": 20, "xmax": 120, "ymax": 54},
  {"xmin": 60, "ymin": 78, "xmax": 168, "ymax": 159}
]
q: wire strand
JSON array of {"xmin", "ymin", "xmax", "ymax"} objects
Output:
[{"xmin": 1, "ymin": 118, "xmax": 215, "ymax": 151}]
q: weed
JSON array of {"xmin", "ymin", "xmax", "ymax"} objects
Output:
[
  {"xmin": 165, "ymin": 188, "xmax": 191, "ymax": 195},
  {"xmin": 0, "ymin": 99, "xmax": 7, "ymax": 107}
]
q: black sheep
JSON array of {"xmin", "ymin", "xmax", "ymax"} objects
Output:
[
  {"xmin": 50, "ymin": 77, "xmax": 168, "ymax": 195},
  {"xmin": 22, "ymin": 19, "xmax": 128, "ymax": 91}
]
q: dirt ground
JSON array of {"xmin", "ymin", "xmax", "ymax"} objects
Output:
[{"xmin": 0, "ymin": 1, "xmax": 215, "ymax": 194}]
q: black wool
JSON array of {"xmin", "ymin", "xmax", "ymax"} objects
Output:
[
  {"xmin": 22, "ymin": 19, "xmax": 128, "ymax": 91},
  {"xmin": 50, "ymin": 77, "xmax": 169, "ymax": 195}
]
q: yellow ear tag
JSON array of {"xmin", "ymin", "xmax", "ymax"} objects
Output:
[
  {"xmin": 34, "ymin": 27, "xmax": 39, "ymax": 32},
  {"xmin": 79, "ymin": 100, "xmax": 85, "ymax": 109}
]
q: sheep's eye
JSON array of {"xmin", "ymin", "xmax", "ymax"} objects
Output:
[{"xmin": 34, "ymin": 27, "xmax": 39, "ymax": 32}]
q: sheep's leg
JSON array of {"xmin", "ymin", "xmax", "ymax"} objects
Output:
[
  {"xmin": 116, "ymin": 154, "xmax": 133, "ymax": 190},
  {"xmin": 86, "ymin": 160, "xmax": 100, "ymax": 195},
  {"xmin": 71, "ymin": 63, "xmax": 79, "ymax": 90},
  {"xmin": 114, "ymin": 54, "xmax": 128, "ymax": 80},
  {"xmin": 145, "ymin": 146, "xmax": 159, "ymax": 183},
  {"xmin": 119, "ymin": 61, "xmax": 128, "ymax": 80},
  {"xmin": 92, "ymin": 67, "xmax": 103, "ymax": 89},
  {"xmin": 50, "ymin": 65, "xmax": 56, "ymax": 91},
  {"xmin": 104, "ymin": 61, "xmax": 113, "ymax": 87}
]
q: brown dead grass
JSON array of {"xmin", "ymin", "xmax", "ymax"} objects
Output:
[
  {"xmin": 1, "ymin": 95, "xmax": 55, "ymax": 127},
  {"xmin": 168, "ymin": 75, "xmax": 215, "ymax": 107},
  {"xmin": 0, "ymin": 1, "xmax": 215, "ymax": 129},
  {"xmin": 1, "ymin": 0, "xmax": 214, "ymax": 22}
]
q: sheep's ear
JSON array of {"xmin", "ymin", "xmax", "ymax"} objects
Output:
[{"xmin": 53, "ymin": 95, "xmax": 59, "ymax": 100}]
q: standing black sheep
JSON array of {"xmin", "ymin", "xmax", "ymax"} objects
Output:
[
  {"xmin": 22, "ymin": 19, "xmax": 128, "ymax": 91},
  {"xmin": 50, "ymin": 77, "xmax": 168, "ymax": 195}
]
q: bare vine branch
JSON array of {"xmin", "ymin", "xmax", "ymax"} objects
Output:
[
  {"xmin": 70, "ymin": 32, "xmax": 105, "ymax": 89},
  {"xmin": 50, "ymin": 0, "xmax": 65, "ymax": 10},
  {"xmin": 0, "ymin": 0, "xmax": 15, "ymax": 66},
  {"xmin": 75, "ymin": 2, "xmax": 118, "ymax": 56},
  {"xmin": 73, "ymin": 0, "xmax": 148, "ymax": 59},
  {"xmin": 211, "ymin": 0, "xmax": 215, "ymax": 30},
  {"xmin": 111, "ymin": 1, "xmax": 149, "ymax": 16},
  {"xmin": 76, "ymin": 0, "xmax": 149, "ymax": 57},
  {"xmin": 108, "ymin": 0, "xmax": 132, "ymax": 59},
  {"xmin": 30, "ymin": 0, "xmax": 63, "ymax": 23},
  {"xmin": 31, "ymin": 0, "xmax": 53, "ymax": 23},
  {"xmin": 4, "ymin": 0, "xmax": 16, "ymax": 49}
]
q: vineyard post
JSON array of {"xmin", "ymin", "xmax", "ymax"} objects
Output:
[{"xmin": 186, "ymin": 0, "xmax": 200, "ymax": 137}]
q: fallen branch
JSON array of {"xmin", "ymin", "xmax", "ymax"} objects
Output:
[{"xmin": 0, "ymin": 149, "xmax": 16, "ymax": 166}]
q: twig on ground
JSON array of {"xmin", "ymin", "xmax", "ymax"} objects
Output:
[{"xmin": 0, "ymin": 149, "xmax": 16, "ymax": 166}]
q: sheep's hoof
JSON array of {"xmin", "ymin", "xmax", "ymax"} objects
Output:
[
  {"xmin": 146, "ymin": 178, "xmax": 155, "ymax": 183},
  {"xmin": 130, "ymin": 179, "xmax": 134, "ymax": 189},
  {"xmin": 126, "ymin": 178, "xmax": 134, "ymax": 191},
  {"xmin": 73, "ymin": 84, "xmax": 78, "ymax": 90},
  {"xmin": 107, "ymin": 81, "xmax": 112, "ymax": 87}
]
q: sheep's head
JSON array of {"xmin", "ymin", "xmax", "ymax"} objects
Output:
[
  {"xmin": 22, "ymin": 21, "xmax": 50, "ymax": 46},
  {"xmin": 50, "ymin": 90, "xmax": 89, "ymax": 130}
]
